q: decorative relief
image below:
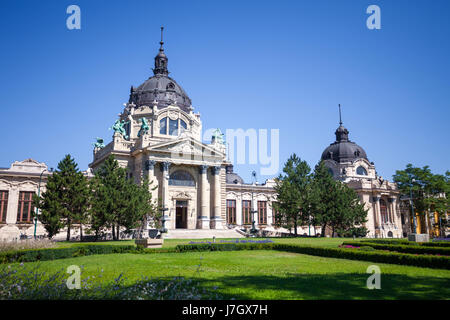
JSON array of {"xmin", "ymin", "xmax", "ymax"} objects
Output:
[{"xmin": 172, "ymin": 191, "xmax": 192, "ymax": 200}]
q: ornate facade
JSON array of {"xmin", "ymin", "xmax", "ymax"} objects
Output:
[
  {"xmin": 0, "ymin": 159, "xmax": 50, "ymax": 240},
  {"xmin": 0, "ymin": 33, "xmax": 420, "ymax": 240},
  {"xmin": 321, "ymin": 114, "xmax": 403, "ymax": 238},
  {"xmin": 89, "ymin": 32, "xmax": 229, "ymax": 231}
]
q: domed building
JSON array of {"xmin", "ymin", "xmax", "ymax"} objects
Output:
[
  {"xmin": 321, "ymin": 108, "xmax": 404, "ymax": 238},
  {"xmin": 89, "ymin": 29, "xmax": 235, "ymax": 235}
]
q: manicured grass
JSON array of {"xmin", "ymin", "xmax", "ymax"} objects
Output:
[{"xmin": 17, "ymin": 249, "xmax": 450, "ymax": 299}]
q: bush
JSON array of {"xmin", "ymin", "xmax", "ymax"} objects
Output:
[
  {"xmin": 359, "ymin": 239, "xmax": 450, "ymax": 248},
  {"xmin": 173, "ymin": 243, "xmax": 450, "ymax": 269},
  {"xmin": 0, "ymin": 245, "xmax": 137, "ymax": 264},
  {"xmin": 359, "ymin": 246, "xmax": 376, "ymax": 252},
  {"xmin": 342, "ymin": 241, "xmax": 450, "ymax": 256},
  {"xmin": 271, "ymin": 244, "xmax": 450, "ymax": 269}
]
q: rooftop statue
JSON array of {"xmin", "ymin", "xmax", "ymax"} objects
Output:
[
  {"xmin": 92, "ymin": 137, "xmax": 105, "ymax": 149},
  {"xmin": 110, "ymin": 119, "xmax": 129, "ymax": 140},
  {"xmin": 212, "ymin": 128, "xmax": 225, "ymax": 145},
  {"xmin": 137, "ymin": 117, "xmax": 150, "ymax": 137}
]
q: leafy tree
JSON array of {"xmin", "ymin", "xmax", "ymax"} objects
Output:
[
  {"xmin": 393, "ymin": 164, "xmax": 449, "ymax": 235},
  {"xmin": 35, "ymin": 155, "xmax": 89, "ymax": 240},
  {"xmin": 273, "ymin": 154, "xmax": 311, "ymax": 236}
]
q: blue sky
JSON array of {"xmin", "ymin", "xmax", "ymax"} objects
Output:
[{"xmin": 0, "ymin": 0, "xmax": 448, "ymax": 183}]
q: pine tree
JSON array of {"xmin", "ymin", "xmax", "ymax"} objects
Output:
[
  {"xmin": 310, "ymin": 161, "xmax": 368, "ymax": 237},
  {"xmin": 90, "ymin": 155, "xmax": 159, "ymax": 240},
  {"xmin": 35, "ymin": 155, "xmax": 89, "ymax": 240},
  {"xmin": 310, "ymin": 161, "xmax": 336, "ymax": 237}
]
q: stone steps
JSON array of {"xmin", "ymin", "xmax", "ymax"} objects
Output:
[{"xmin": 163, "ymin": 228, "xmax": 245, "ymax": 239}]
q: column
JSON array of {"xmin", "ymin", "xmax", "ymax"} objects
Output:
[
  {"xmin": 197, "ymin": 165, "xmax": 210, "ymax": 229},
  {"xmin": 236, "ymin": 196, "xmax": 242, "ymax": 226},
  {"xmin": 211, "ymin": 166, "xmax": 224, "ymax": 229},
  {"xmin": 6, "ymin": 187, "xmax": 19, "ymax": 224},
  {"xmin": 160, "ymin": 162, "xmax": 171, "ymax": 231},
  {"xmin": 372, "ymin": 196, "xmax": 381, "ymax": 238}
]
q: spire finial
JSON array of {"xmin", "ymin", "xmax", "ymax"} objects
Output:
[
  {"xmin": 160, "ymin": 26, "xmax": 164, "ymax": 49},
  {"xmin": 153, "ymin": 26, "xmax": 169, "ymax": 76},
  {"xmin": 338, "ymin": 104, "xmax": 342, "ymax": 126}
]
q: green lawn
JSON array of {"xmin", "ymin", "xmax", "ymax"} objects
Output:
[{"xmin": 18, "ymin": 248, "xmax": 450, "ymax": 300}]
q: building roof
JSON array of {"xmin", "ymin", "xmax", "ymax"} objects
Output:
[
  {"xmin": 128, "ymin": 27, "xmax": 192, "ymax": 113},
  {"xmin": 225, "ymin": 164, "xmax": 245, "ymax": 184},
  {"xmin": 321, "ymin": 123, "xmax": 368, "ymax": 163}
]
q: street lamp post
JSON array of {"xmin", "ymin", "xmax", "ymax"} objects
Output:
[
  {"xmin": 34, "ymin": 167, "xmax": 53, "ymax": 239},
  {"xmin": 250, "ymin": 171, "xmax": 258, "ymax": 235}
]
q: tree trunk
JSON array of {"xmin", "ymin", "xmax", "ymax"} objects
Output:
[
  {"xmin": 112, "ymin": 225, "xmax": 116, "ymax": 241},
  {"xmin": 79, "ymin": 224, "xmax": 83, "ymax": 242},
  {"xmin": 321, "ymin": 223, "xmax": 327, "ymax": 237},
  {"xmin": 294, "ymin": 218, "xmax": 298, "ymax": 237},
  {"xmin": 116, "ymin": 224, "xmax": 120, "ymax": 240},
  {"xmin": 66, "ymin": 218, "xmax": 71, "ymax": 241}
]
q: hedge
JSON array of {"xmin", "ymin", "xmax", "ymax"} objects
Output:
[
  {"xmin": 359, "ymin": 239, "xmax": 450, "ymax": 248},
  {"xmin": 3, "ymin": 242, "xmax": 449, "ymax": 270},
  {"xmin": 171, "ymin": 243, "xmax": 450, "ymax": 269},
  {"xmin": 0, "ymin": 244, "xmax": 137, "ymax": 264},
  {"xmin": 342, "ymin": 241, "xmax": 450, "ymax": 256}
]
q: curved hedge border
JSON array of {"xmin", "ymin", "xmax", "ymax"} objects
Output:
[
  {"xmin": 171, "ymin": 243, "xmax": 450, "ymax": 269},
  {"xmin": 0, "ymin": 244, "xmax": 138, "ymax": 264},
  {"xmin": 342, "ymin": 241, "xmax": 450, "ymax": 256},
  {"xmin": 359, "ymin": 239, "xmax": 450, "ymax": 248}
]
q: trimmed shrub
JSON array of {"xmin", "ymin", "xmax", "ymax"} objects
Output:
[
  {"xmin": 359, "ymin": 239, "xmax": 450, "ymax": 248},
  {"xmin": 174, "ymin": 243, "xmax": 450, "ymax": 269},
  {"xmin": 342, "ymin": 241, "xmax": 450, "ymax": 256},
  {"xmin": 270, "ymin": 244, "xmax": 450, "ymax": 269},
  {"xmin": 0, "ymin": 245, "xmax": 137, "ymax": 264}
]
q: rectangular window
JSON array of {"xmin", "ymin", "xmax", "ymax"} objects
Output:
[
  {"xmin": 226, "ymin": 200, "xmax": 236, "ymax": 224},
  {"xmin": 272, "ymin": 201, "xmax": 280, "ymax": 226},
  {"xmin": 258, "ymin": 201, "xmax": 267, "ymax": 225},
  {"xmin": 17, "ymin": 191, "xmax": 34, "ymax": 223},
  {"xmin": 242, "ymin": 200, "xmax": 251, "ymax": 224},
  {"xmin": 0, "ymin": 191, "xmax": 8, "ymax": 223}
]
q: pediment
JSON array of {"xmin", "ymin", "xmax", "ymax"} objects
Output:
[
  {"xmin": 6, "ymin": 159, "xmax": 47, "ymax": 174},
  {"xmin": 147, "ymin": 137, "xmax": 225, "ymax": 158}
]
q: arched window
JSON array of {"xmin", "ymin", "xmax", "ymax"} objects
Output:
[
  {"xmin": 159, "ymin": 117, "xmax": 188, "ymax": 136},
  {"xmin": 356, "ymin": 166, "xmax": 368, "ymax": 176},
  {"xmin": 160, "ymin": 117, "xmax": 167, "ymax": 134},
  {"xmin": 380, "ymin": 199, "xmax": 388, "ymax": 224},
  {"xmin": 180, "ymin": 119, "xmax": 187, "ymax": 131},
  {"xmin": 169, "ymin": 171, "xmax": 195, "ymax": 187}
]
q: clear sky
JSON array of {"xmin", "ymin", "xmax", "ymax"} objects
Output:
[{"xmin": 0, "ymin": 0, "xmax": 449, "ymax": 183}]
